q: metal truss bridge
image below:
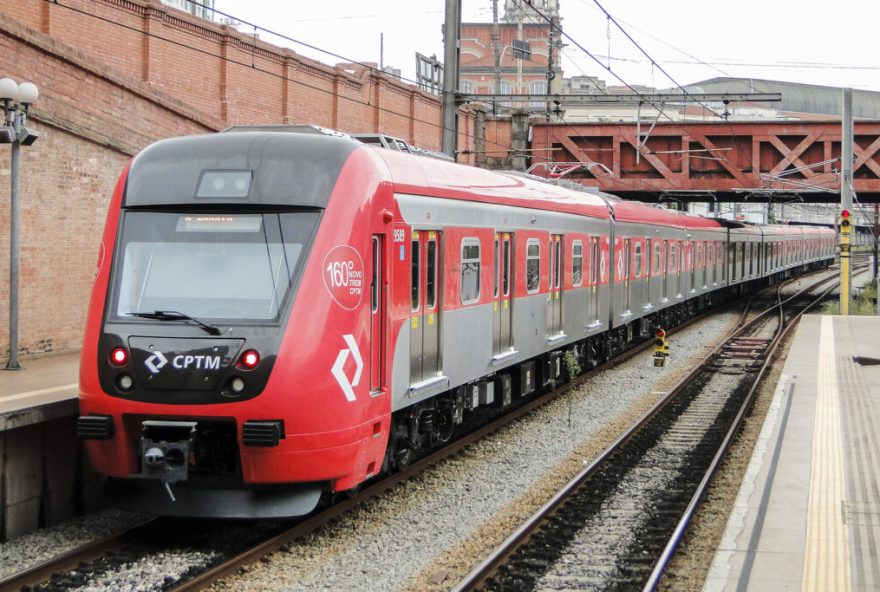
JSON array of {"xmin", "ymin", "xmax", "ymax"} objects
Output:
[{"xmin": 526, "ymin": 121, "xmax": 880, "ymax": 204}]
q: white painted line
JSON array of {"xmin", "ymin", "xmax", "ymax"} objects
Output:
[{"xmin": 0, "ymin": 383, "xmax": 79, "ymax": 403}]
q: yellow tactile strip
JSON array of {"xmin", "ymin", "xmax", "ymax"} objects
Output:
[{"xmin": 802, "ymin": 316, "xmax": 851, "ymax": 591}]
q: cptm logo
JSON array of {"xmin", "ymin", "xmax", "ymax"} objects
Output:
[
  {"xmin": 144, "ymin": 351, "xmax": 221, "ymax": 374},
  {"xmin": 331, "ymin": 334, "xmax": 363, "ymax": 402},
  {"xmin": 145, "ymin": 351, "xmax": 168, "ymax": 374}
]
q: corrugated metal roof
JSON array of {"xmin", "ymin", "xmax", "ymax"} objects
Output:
[{"xmin": 681, "ymin": 77, "xmax": 880, "ymax": 118}]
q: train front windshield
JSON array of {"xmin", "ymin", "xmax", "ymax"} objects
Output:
[{"xmin": 110, "ymin": 212, "xmax": 320, "ymax": 322}]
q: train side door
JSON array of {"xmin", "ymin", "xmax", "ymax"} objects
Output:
[
  {"xmin": 548, "ymin": 234, "xmax": 563, "ymax": 336},
  {"xmin": 493, "ymin": 233, "xmax": 514, "ymax": 355},
  {"xmin": 370, "ymin": 236, "xmax": 386, "ymax": 393},
  {"xmin": 622, "ymin": 238, "xmax": 631, "ymax": 313},
  {"xmin": 589, "ymin": 237, "xmax": 600, "ymax": 324},
  {"xmin": 410, "ymin": 231, "xmax": 442, "ymax": 385}
]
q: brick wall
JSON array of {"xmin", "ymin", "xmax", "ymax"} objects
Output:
[{"xmin": 1, "ymin": 1, "xmax": 504, "ymax": 360}]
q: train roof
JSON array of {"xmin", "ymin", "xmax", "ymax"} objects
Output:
[
  {"xmin": 370, "ymin": 146, "xmax": 732, "ymax": 232},
  {"xmin": 605, "ymin": 199, "xmax": 724, "ymax": 231},
  {"xmin": 371, "ymin": 147, "xmax": 612, "ymax": 219},
  {"xmin": 127, "ymin": 128, "xmax": 828, "ymax": 240},
  {"xmin": 125, "ymin": 131, "xmax": 360, "ymax": 208}
]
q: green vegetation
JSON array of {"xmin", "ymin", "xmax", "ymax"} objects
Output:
[{"xmin": 823, "ymin": 279, "xmax": 879, "ymax": 315}]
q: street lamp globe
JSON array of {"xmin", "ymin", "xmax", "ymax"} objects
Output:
[
  {"xmin": 0, "ymin": 78, "xmax": 18, "ymax": 101},
  {"xmin": 16, "ymin": 82, "xmax": 38, "ymax": 106}
]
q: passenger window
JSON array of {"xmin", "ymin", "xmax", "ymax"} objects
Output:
[
  {"xmin": 634, "ymin": 242, "xmax": 642, "ymax": 278},
  {"xmin": 502, "ymin": 238, "xmax": 511, "ymax": 296},
  {"xmin": 572, "ymin": 241, "xmax": 583, "ymax": 287},
  {"xmin": 526, "ymin": 240, "xmax": 540, "ymax": 293},
  {"xmin": 426, "ymin": 239, "xmax": 437, "ymax": 309},
  {"xmin": 493, "ymin": 237, "xmax": 500, "ymax": 298},
  {"xmin": 461, "ymin": 239, "xmax": 481, "ymax": 304},
  {"xmin": 411, "ymin": 238, "xmax": 420, "ymax": 312}
]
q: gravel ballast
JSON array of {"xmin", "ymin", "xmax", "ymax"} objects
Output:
[
  {"xmin": 210, "ymin": 313, "xmax": 738, "ymax": 592},
  {"xmin": 0, "ymin": 313, "xmax": 737, "ymax": 592}
]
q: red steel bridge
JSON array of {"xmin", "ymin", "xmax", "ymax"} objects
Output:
[{"xmin": 527, "ymin": 121, "xmax": 880, "ymax": 203}]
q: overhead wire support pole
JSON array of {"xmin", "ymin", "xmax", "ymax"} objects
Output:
[
  {"xmin": 840, "ymin": 88, "xmax": 853, "ymax": 315},
  {"xmin": 442, "ymin": 0, "xmax": 461, "ymax": 159}
]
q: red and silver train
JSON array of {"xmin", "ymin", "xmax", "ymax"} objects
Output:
[{"xmin": 78, "ymin": 126, "xmax": 835, "ymax": 517}]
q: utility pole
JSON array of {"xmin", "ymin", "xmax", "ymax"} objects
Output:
[
  {"xmin": 491, "ymin": 0, "xmax": 502, "ymax": 115},
  {"xmin": 441, "ymin": 0, "xmax": 461, "ymax": 159},
  {"xmin": 545, "ymin": 15, "xmax": 556, "ymax": 122},
  {"xmin": 840, "ymin": 88, "xmax": 853, "ymax": 315}
]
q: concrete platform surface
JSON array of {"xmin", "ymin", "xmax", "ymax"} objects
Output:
[
  {"xmin": 705, "ymin": 315, "xmax": 880, "ymax": 592},
  {"xmin": 0, "ymin": 351, "xmax": 80, "ymax": 431}
]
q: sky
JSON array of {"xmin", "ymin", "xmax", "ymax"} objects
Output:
[{"xmin": 212, "ymin": 0, "xmax": 880, "ymax": 92}]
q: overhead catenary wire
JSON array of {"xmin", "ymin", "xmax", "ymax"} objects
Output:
[{"xmin": 591, "ymin": 0, "xmax": 720, "ymax": 116}]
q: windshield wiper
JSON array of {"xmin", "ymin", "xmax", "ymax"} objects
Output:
[{"xmin": 127, "ymin": 310, "xmax": 222, "ymax": 336}]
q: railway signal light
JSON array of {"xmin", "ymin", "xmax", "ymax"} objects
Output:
[
  {"xmin": 840, "ymin": 209, "xmax": 853, "ymax": 235},
  {"xmin": 653, "ymin": 328, "xmax": 669, "ymax": 367}
]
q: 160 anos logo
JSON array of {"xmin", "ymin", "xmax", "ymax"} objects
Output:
[
  {"xmin": 322, "ymin": 245, "xmax": 365, "ymax": 310},
  {"xmin": 144, "ymin": 350, "xmax": 221, "ymax": 374}
]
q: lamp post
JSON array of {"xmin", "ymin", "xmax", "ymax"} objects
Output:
[{"xmin": 1, "ymin": 77, "xmax": 39, "ymax": 370}]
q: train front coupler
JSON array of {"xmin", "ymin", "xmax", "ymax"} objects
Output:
[{"xmin": 135, "ymin": 420, "xmax": 197, "ymax": 502}]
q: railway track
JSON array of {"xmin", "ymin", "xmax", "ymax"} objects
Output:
[
  {"xmin": 450, "ymin": 271, "xmax": 840, "ymax": 592},
  {"xmin": 0, "ymin": 518, "xmax": 158, "ymax": 592},
  {"xmin": 0, "ymin": 267, "xmax": 858, "ymax": 592},
  {"xmin": 0, "ymin": 301, "xmax": 721, "ymax": 592}
]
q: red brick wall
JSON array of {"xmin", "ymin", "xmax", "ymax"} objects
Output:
[
  {"xmin": 460, "ymin": 22, "xmax": 552, "ymax": 95},
  {"xmin": 1, "ymin": 1, "xmax": 493, "ymax": 359}
]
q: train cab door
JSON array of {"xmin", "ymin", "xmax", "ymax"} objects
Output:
[
  {"xmin": 493, "ymin": 233, "xmax": 514, "ymax": 356},
  {"xmin": 370, "ymin": 236, "xmax": 386, "ymax": 393},
  {"xmin": 409, "ymin": 231, "xmax": 442, "ymax": 385},
  {"xmin": 548, "ymin": 234, "xmax": 563, "ymax": 337}
]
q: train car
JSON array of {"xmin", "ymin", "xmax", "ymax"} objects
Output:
[
  {"xmin": 78, "ymin": 126, "xmax": 620, "ymax": 517},
  {"xmin": 77, "ymin": 125, "xmax": 831, "ymax": 518}
]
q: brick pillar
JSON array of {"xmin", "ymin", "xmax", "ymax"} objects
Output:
[
  {"xmin": 473, "ymin": 106, "xmax": 487, "ymax": 169},
  {"xmin": 219, "ymin": 28, "xmax": 230, "ymax": 124},
  {"xmin": 281, "ymin": 54, "xmax": 293, "ymax": 124},
  {"xmin": 510, "ymin": 110, "xmax": 530, "ymax": 171},
  {"xmin": 142, "ymin": 2, "xmax": 164, "ymax": 84},
  {"xmin": 40, "ymin": 0, "xmax": 52, "ymax": 35}
]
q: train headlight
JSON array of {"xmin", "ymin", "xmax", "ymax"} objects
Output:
[
  {"xmin": 109, "ymin": 347, "xmax": 129, "ymax": 366},
  {"xmin": 116, "ymin": 373, "xmax": 134, "ymax": 391},
  {"xmin": 238, "ymin": 349, "xmax": 260, "ymax": 370},
  {"xmin": 230, "ymin": 377, "xmax": 246, "ymax": 393}
]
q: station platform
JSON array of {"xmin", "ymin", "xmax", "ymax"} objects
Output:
[
  {"xmin": 0, "ymin": 351, "xmax": 80, "ymax": 432},
  {"xmin": 705, "ymin": 315, "xmax": 880, "ymax": 591}
]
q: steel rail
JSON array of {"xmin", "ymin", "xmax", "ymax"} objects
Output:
[
  {"xmin": 642, "ymin": 278, "xmax": 839, "ymax": 590},
  {"xmin": 171, "ymin": 303, "xmax": 725, "ymax": 591},
  {"xmin": 169, "ymin": 324, "xmax": 682, "ymax": 590},
  {"xmin": 449, "ymin": 297, "xmax": 759, "ymax": 592},
  {"xmin": 450, "ymin": 267, "xmax": 840, "ymax": 592},
  {"xmin": 0, "ymin": 517, "xmax": 157, "ymax": 592}
]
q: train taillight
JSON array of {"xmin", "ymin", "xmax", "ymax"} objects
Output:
[
  {"xmin": 238, "ymin": 349, "xmax": 260, "ymax": 370},
  {"xmin": 109, "ymin": 347, "xmax": 129, "ymax": 366}
]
